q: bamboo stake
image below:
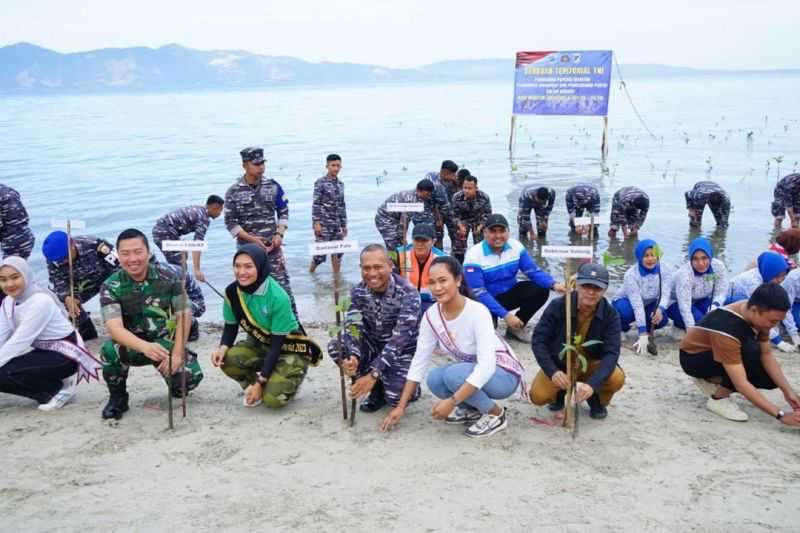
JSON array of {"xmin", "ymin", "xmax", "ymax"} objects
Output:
[
  {"xmin": 333, "ymin": 283, "xmax": 349, "ymax": 420},
  {"xmin": 508, "ymin": 114, "xmax": 517, "ymax": 153},
  {"xmin": 180, "ymin": 252, "xmax": 188, "ymax": 418},
  {"xmin": 66, "ymin": 220, "xmax": 77, "ymax": 329},
  {"xmin": 563, "ymin": 260, "xmax": 577, "ymax": 429},
  {"xmin": 601, "ymin": 116, "xmax": 609, "ymax": 160}
]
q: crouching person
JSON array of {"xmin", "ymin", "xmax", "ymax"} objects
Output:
[
  {"xmin": 99, "ymin": 229, "xmax": 203, "ymax": 420},
  {"xmin": 529, "ymin": 263, "xmax": 625, "ymax": 420},
  {"xmin": 328, "ymin": 244, "xmax": 421, "ymax": 413},
  {"xmin": 380, "ymin": 257, "xmax": 525, "ymax": 438},
  {"xmin": 679, "ymin": 283, "xmax": 800, "ymax": 426},
  {"xmin": 211, "ymin": 245, "xmax": 321, "ymax": 408}
]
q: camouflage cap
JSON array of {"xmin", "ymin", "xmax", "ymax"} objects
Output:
[{"xmin": 240, "ymin": 147, "xmax": 265, "ymax": 164}]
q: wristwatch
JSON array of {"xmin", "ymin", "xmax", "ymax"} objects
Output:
[
  {"xmin": 256, "ymin": 372, "xmax": 268, "ymax": 386},
  {"xmin": 776, "ymin": 409, "xmax": 785, "ymax": 420},
  {"xmin": 369, "ymin": 368, "xmax": 382, "ymax": 380}
]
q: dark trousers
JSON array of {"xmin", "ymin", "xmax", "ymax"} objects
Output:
[
  {"xmin": 679, "ymin": 340, "xmax": 777, "ymax": 393},
  {"xmin": 493, "ymin": 281, "xmax": 550, "ymax": 326},
  {"xmin": 0, "ymin": 350, "xmax": 78, "ymax": 404}
]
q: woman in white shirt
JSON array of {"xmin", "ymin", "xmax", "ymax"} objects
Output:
[
  {"xmin": 0, "ymin": 256, "xmax": 101, "ymax": 410},
  {"xmin": 380, "ymin": 256, "xmax": 524, "ymax": 438}
]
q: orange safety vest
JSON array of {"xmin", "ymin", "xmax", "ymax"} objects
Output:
[{"xmin": 398, "ymin": 246, "xmax": 444, "ymax": 301}]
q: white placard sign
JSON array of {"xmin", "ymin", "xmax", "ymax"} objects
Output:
[
  {"xmin": 308, "ymin": 240, "xmax": 360, "ymax": 256},
  {"xmin": 50, "ymin": 219, "xmax": 86, "ymax": 230},
  {"xmin": 161, "ymin": 240, "xmax": 208, "ymax": 252},
  {"xmin": 386, "ymin": 202, "xmax": 424, "ymax": 213},
  {"xmin": 573, "ymin": 217, "xmax": 597, "ymax": 226},
  {"xmin": 541, "ymin": 245, "xmax": 593, "ymax": 259}
]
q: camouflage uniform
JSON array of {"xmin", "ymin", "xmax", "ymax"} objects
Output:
[
  {"xmin": 451, "ymin": 189, "xmax": 492, "ymax": 262},
  {"xmin": 152, "ymin": 205, "xmax": 211, "ymax": 265},
  {"xmin": 224, "ymin": 175, "xmax": 295, "ymax": 311},
  {"xmin": 311, "ymin": 174, "xmax": 347, "ymax": 266},
  {"xmin": 99, "ymin": 262, "xmax": 203, "ymax": 395},
  {"xmin": 327, "ymin": 273, "xmax": 421, "ymax": 406},
  {"xmin": 685, "ymin": 181, "xmax": 731, "ymax": 228},
  {"xmin": 517, "ymin": 185, "xmax": 555, "ymax": 238},
  {"xmin": 374, "ymin": 190, "xmax": 436, "ymax": 251},
  {"xmin": 771, "ymin": 173, "xmax": 800, "ymax": 220},
  {"xmin": 610, "ymin": 186, "xmax": 649, "ymax": 231},
  {"xmin": 565, "ymin": 183, "xmax": 601, "ymax": 229},
  {"xmin": 425, "ymin": 171, "xmax": 459, "ymax": 246},
  {"xmin": 46, "ymin": 235, "xmax": 118, "ymax": 334},
  {"xmin": 0, "ymin": 184, "xmax": 35, "ymax": 259},
  {"xmin": 162, "ymin": 262, "xmax": 206, "ymax": 319}
]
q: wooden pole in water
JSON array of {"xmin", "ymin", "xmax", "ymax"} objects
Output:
[
  {"xmin": 333, "ymin": 283, "xmax": 349, "ymax": 420},
  {"xmin": 601, "ymin": 116, "xmax": 609, "ymax": 160},
  {"xmin": 508, "ymin": 114, "xmax": 517, "ymax": 153}
]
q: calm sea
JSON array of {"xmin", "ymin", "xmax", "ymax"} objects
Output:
[{"xmin": 1, "ymin": 76, "xmax": 799, "ymax": 323}]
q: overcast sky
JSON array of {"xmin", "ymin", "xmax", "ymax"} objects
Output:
[{"xmin": 1, "ymin": 0, "xmax": 797, "ymax": 69}]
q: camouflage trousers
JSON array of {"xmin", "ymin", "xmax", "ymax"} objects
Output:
[
  {"xmin": 452, "ymin": 223, "xmax": 483, "ymax": 261},
  {"xmin": 100, "ymin": 338, "xmax": 204, "ymax": 393},
  {"xmin": 375, "ymin": 213, "xmax": 405, "ymax": 251},
  {"xmin": 686, "ymin": 194, "xmax": 730, "ymax": 228},
  {"xmin": 266, "ymin": 246, "xmax": 297, "ymax": 316},
  {"xmin": 221, "ymin": 335, "xmax": 308, "ymax": 408},
  {"xmin": 327, "ymin": 337, "xmax": 419, "ymax": 407},
  {"xmin": 1, "ymin": 229, "xmax": 35, "ymax": 259},
  {"xmin": 152, "ymin": 228, "xmax": 184, "ymax": 265},
  {"xmin": 312, "ymin": 225, "xmax": 345, "ymax": 266}
]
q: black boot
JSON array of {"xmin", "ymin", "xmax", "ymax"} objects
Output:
[
  {"xmin": 548, "ymin": 389, "xmax": 566, "ymax": 411},
  {"xmin": 102, "ymin": 386, "xmax": 129, "ymax": 420},
  {"xmin": 78, "ymin": 312, "xmax": 98, "ymax": 341},
  {"xmin": 587, "ymin": 394, "xmax": 608, "ymax": 420},
  {"xmin": 359, "ymin": 379, "xmax": 387, "ymax": 413},
  {"xmin": 188, "ymin": 318, "xmax": 199, "ymax": 342}
]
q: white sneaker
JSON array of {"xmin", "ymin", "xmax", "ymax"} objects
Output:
[
  {"xmin": 691, "ymin": 377, "xmax": 718, "ymax": 397},
  {"xmin": 706, "ymin": 397, "xmax": 748, "ymax": 422},
  {"xmin": 445, "ymin": 406, "xmax": 482, "ymax": 425},
  {"xmin": 38, "ymin": 376, "xmax": 76, "ymax": 412},
  {"xmin": 464, "ymin": 407, "xmax": 508, "ymax": 438}
]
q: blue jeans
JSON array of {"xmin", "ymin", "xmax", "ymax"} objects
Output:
[
  {"xmin": 613, "ymin": 298, "xmax": 668, "ymax": 333},
  {"xmin": 426, "ymin": 362, "xmax": 519, "ymax": 414},
  {"xmin": 666, "ymin": 297, "xmax": 711, "ymax": 330}
]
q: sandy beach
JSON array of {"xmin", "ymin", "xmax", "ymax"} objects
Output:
[{"xmin": 1, "ymin": 321, "xmax": 799, "ymax": 533}]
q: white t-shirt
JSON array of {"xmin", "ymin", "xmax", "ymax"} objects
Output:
[
  {"xmin": 0, "ymin": 293, "xmax": 74, "ymax": 368},
  {"xmin": 407, "ymin": 298, "xmax": 506, "ymax": 389}
]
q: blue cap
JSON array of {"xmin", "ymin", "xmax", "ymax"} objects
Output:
[{"xmin": 43, "ymin": 231, "xmax": 69, "ymax": 262}]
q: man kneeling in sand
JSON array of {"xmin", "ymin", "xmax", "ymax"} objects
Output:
[
  {"xmin": 328, "ymin": 244, "xmax": 421, "ymax": 413},
  {"xmin": 679, "ymin": 283, "xmax": 800, "ymax": 426},
  {"xmin": 99, "ymin": 229, "xmax": 203, "ymax": 420},
  {"xmin": 529, "ymin": 263, "xmax": 625, "ymax": 420}
]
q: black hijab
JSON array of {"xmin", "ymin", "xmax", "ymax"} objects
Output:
[{"xmin": 233, "ymin": 244, "xmax": 271, "ymax": 294}]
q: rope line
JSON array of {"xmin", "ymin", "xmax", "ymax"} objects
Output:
[{"xmin": 613, "ymin": 53, "xmax": 658, "ymax": 140}]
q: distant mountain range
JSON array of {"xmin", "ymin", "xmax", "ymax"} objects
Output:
[{"xmin": 1, "ymin": 42, "xmax": 798, "ymax": 94}]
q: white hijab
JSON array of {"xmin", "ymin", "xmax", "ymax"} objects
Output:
[{"xmin": 1, "ymin": 256, "xmax": 67, "ymax": 316}]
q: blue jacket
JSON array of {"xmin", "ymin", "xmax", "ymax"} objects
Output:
[{"xmin": 463, "ymin": 238, "xmax": 555, "ymax": 318}]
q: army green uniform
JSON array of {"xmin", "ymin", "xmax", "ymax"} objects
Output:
[{"xmin": 99, "ymin": 263, "xmax": 203, "ymax": 394}]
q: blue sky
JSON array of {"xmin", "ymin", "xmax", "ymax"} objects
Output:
[{"xmin": 1, "ymin": 0, "xmax": 797, "ymax": 69}]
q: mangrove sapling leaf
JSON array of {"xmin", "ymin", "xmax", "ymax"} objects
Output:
[
  {"xmin": 558, "ymin": 344, "xmax": 578, "ymax": 360},
  {"xmin": 580, "ymin": 340, "xmax": 603, "ymax": 348},
  {"xmin": 327, "ymin": 325, "xmax": 341, "ymax": 338},
  {"xmin": 578, "ymin": 355, "xmax": 589, "ymax": 373},
  {"xmin": 602, "ymin": 250, "xmax": 625, "ymax": 267}
]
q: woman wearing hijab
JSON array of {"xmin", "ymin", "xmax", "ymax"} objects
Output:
[
  {"xmin": 380, "ymin": 256, "xmax": 524, "ymax": 438},
  {"xmin": 0, "ymin": 257, "xmax": 101, "ymax": 410},
  {"xmin": 726, "ymin": 251, "xmax": 792, "ymax": 352},
  {"xmin": 666, "ymin": 237, "xmax": 729, "ymax": 330},
  {"xmin": 211, "ymin": 245, "xmax": 321, "ymax": 407},
  {"xmin": 612, "ymin": 239, "xmax": 672, "ymax": 355}
]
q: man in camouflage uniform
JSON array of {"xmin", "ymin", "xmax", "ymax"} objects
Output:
[
  {"xmin": 771, "ymin": 173, "xmax": 800, "ymax": 229},
  {"xmin": 451, "ymin": 174, "xmax": 492, "ymax": 264},
  {"xmin": 152, "ymin": 194, "xmax": 224, "ymax": 281},
  {"xmin": 99, "ymin": 228, "xmax": 203, "ymax": 420},
  {"xmin": 310, "ymin": 154, "xmax": 347, "ymax": 273},
  {"xmin": 224, "ymin": 147, "xmax": 296, "ymax": 312},
  {"xmin": 609, "ymin": 186, "xmax": 649, "ymax": 239},
  {"xmin": 42, "ymin": 231, "xmax": 119, "ymax": 341},
  {"xmin": 328, "ymin": 244, "xmax": 421, "ymax": 412},
  {"xmin": 374, "ymin": 179, "xmax": 436, "ymax": 254},
  {"xmin": 565, "ymin": 182, "xmax": 601, "ymax": 235},
  {"xmin": 0, "ymin": 183, "xmax": 35, "ymax": 259},
  {"xmin": 425, "ymin": 160, "xmax": 460, "ymax": 249},
  {"xmin": 517, "ymin": 185, "xmax": 556, "ymax": 240},
  {"xmin": 685, "ymin": 181, "xmax": 731, "ymax": 229}
]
